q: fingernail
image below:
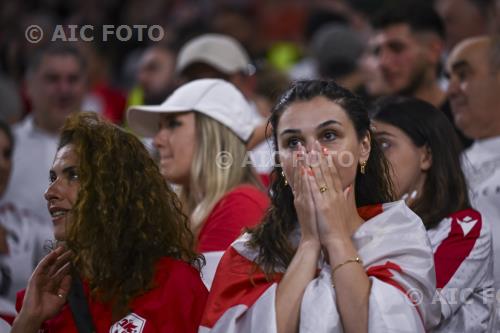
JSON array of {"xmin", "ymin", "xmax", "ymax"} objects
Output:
[
  {"xmin": 322, "ymin": 147, "xmax": 329, "ymax": 156},
  {"xmin": 401, "ymin": 193, "xmax": 409, "ymax": 201},
  {"xmin": 410, "ymin": 190, "xmax": 418, "ymax": 199}
]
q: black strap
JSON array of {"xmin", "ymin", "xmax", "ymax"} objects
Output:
[{"xmin": 67, "ymin": 274, "xmax": 96, "ymax": 333}]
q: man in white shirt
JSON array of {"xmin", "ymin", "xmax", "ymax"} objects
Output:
[
  {"xmin": 446, "ymin": 35, "xmax": 500, "ymax": 294},
  {"xmin": 1, "ymin": 43, "xmax": 87, "ymax": 226}
]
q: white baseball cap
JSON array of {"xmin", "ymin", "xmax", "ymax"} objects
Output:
[
  {"xmin": 176, "ymin": 34, "xmax": 253, "ymax": 75},
  {"xmin": 127, "ymin": 79, "xmax": 255, "ymax": 141}
]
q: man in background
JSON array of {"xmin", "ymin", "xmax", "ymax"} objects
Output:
[
  {"xmin": 1, "ymin": 43, "xmax": 86, "ymax": 226},
  {"xmin": 447, "ymin": 35, "xmax": 500, "ymax": 291}
]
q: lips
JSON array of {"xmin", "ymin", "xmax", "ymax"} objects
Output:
[
  {"xmin": 450, "ymin": 98, "xmax": 468, "ymax": 115},
  {"xmin": 48, "ymin": 206, "xmax": 70, "ymax": 222}
]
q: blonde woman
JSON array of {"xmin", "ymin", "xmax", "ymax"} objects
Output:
[{"xmin": 128, "ymin": 79, "xmax": 269, "ymax": 288}]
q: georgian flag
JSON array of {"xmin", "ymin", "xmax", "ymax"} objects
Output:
[{"xmin": 200, "ymin": 201, "xmax": 441, "ymax": 333}]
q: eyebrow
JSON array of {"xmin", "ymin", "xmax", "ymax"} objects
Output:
[
  {"xmin": 50, "ymin": 165, "xmax": 78, "ymax": 175},
  {"xmin": 451, "ymin": 60, "xmax": 469, "ymax": 73},
  {"xmin": 374, "ymin": 131, "xmax": 396, "ymax": 138},
  {"xmin": 279, "ymin": 119, "xmax": 341, "ymax": 137}
]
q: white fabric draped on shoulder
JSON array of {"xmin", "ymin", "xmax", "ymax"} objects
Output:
[{"xmin": 200, "ymin": 201, "xmax": 441, "ymax": 333}]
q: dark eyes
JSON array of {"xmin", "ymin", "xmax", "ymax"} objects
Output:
[
  {"xmin": 378, "ymin": 139, "xmax": 391, "ymax": 150},
  {"xmin": 48, "ymin": 169, "xmax": 79, "ymax": 185},
  {"xmin": 286, "ymin": 137, "xmax": 301, "ymax": 149},
  {"xmin": 323, "ymin": 131, "xmax": 337, "ymax": 141},
  {"xmin": 167, "ymin": 119, "xmax": 182, "ymax": 128},
  {"xmin": 159, "ymin": 118, "xmax": 182, "ymax": 130},
  {"xmin": 285, "ymin": 131, "xmax": 337, "ymax": 148},
  {"xmin": 67, "ymin": 169, "xmax": 80, "ymax": 180},
  {"xmin": 388, "ymin": 42, "xmax": 405, "ymax": 54},
  {"xmin": 372, "ymin": 42, "xmax": 406, "ymax": 56}
]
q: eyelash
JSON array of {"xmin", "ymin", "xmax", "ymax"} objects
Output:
[
  {"xmin": 322, "ymin": 130, "xmax": 337, "ymax": 141},
  {"xmin": 378, "ymin": 139, "xmax": 391, "ymax": 150},
  {"xmin": 48, "ymin": 171, "xmax": 79, "ymax": 184},
  {"xmin": 285, "ymin": 131, "xmax": 338, "ymax": 148},
  {"xmin": 286, "ymin": 137, "xmax": 302, "ymax": 148}
]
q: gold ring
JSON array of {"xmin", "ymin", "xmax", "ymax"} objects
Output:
[{"xmin": 319, "ymin": 186, "xmax": 328, "ymax": 193}]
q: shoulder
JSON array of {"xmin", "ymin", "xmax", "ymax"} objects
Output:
[
  {"xmin": 154, "ymin": 257, "xmax": 205, "ymax": 284},
  {"xmin": 218, "ymin": 185, "xmax": 269, "ymax": 207},
  {"xmin": 130, "ymin": 257, "xmax": 207, "ymax": 317},
  {"xmin": 151, "ymin": 257, "xmax": 208, "ymax": 299},
  {"xmin": 208, "ymin": 185, "xmax": 269, "ymax": 219},
  {"xmin": 435, "ymin": 208, "xmax": 486, "ymax": 238},
  {"xmin": 356, "ymin": 201, "xmax": 427, "ymax": 238},
  {"xmin": 432, "ymin": 208, "xmax": 490, "ymax": 252}
]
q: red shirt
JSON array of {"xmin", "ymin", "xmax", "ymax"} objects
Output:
[
  {"xmin": 197, "ymin": 185, "xmax": 269, "ymax": 253},
  {"xmin": 16, "ymin": 257, "xmax": 208, "ymax": 333}
]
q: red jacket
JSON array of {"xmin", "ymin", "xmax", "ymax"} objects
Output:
[{"xmin": 17, "ymin": 257, "xmax": 208, "ymax": 333}]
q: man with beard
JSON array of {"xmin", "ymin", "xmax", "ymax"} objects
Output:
[
  {"xmin": 371, "ymin": 2, "xmax": 472, "ymax": 149},
  {"xmin": 1, "ymin": 43, "xmax": 86, "ymax": 227},
  {"xmin": 137, "ymin": 44, "xmax": 177, "ymax": 105}
]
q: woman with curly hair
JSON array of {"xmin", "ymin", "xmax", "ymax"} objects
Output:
[
  {"xmin": 128, "ymin": 79, "xmax": 269, "ymax": 289},
  {"xmin": 10, "ymin": 112, "xmax": 207, "ymax": 333},
  {"xmin": 200, "ymin": 80, "xmax": 441, "ymax": 332}
]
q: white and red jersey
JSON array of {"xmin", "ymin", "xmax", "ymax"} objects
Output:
[
  {"xmin": 427, "ymin": 208, "xmax": 495, "ymax": 332},
  {"xmin": 0, "ymin": 202, "xmax": 52, "ymax": 318},
  {"xmin": 200, "ymin": 201, "xmax": 441, "ymax": 333}
]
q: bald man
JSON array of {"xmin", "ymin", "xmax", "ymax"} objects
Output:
[{"xmin": 447, "ymin": 35, "xmax": 500, "ymax": 294}]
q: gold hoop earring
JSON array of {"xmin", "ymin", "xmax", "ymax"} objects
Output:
[
  {"xmin": 360, "ymin": 161, "xmax": 367, "ymax": 174},
  {"xmin": 281, "ymin": 170, "xmax": 288, "ymax": 186}
]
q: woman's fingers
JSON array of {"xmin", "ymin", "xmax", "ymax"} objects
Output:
[
  {"xmin": 314, "ymin": 141, "xmax": 337, "ymax": 194},
  {"xmin": 47, "ymin": 249, "xmax": 72, "ymax": 278},
  {"xmin": 56, "ymin": 275, "xmax": 72, "ymax": 301},
  {"xmin": 51, "ymin": 261, "xmax": 71, "ymax": 282},
  {"xmin": 310, "ymin": 141, "xmax": 344, "ymax": 195},
  {"xmin": 290, "ymin": 143, "xmax": 300, "ymax": 196},
  {"xmin": 33, "ymin": 246, "xmax": 65, "ymax": 277}
]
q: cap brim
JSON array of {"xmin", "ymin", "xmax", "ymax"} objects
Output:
[{"xmin": 127, "ymin": 105, "xmax": 189, "ymax": 137}]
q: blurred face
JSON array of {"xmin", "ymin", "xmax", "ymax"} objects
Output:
[
  {"xmin": 0, "ymin": 130, "xmax": 12, "ymax": 198},
  {"xmin": 28, "ymin": 55, "xmax": 86, "ymax": 133},
  {"xmin": 153, "ymin": 112, "xmax": 196, "ymax": 186},
  {"xmin": 446, "ymin": 38, "xmax": 500, "ymax": 139},
  {"xmin": 372, "ymin": 24, "xmax": 432, "ymax": 95},
  {"xmin": 373, "ymin": 121, "xmax": 430, "ymax": 199},
  {"xmin": 137, "ymin": 48, "xmax": 176, "ymax": 104},
  {"xmin": 435, "ymin": 0, "xmax": 487, "ymax": 50},
  {"xmin": 44, "ymin": 144, "xmax": 80, "ymax": 241},
  {"xmin": 277, "ymin": 96, "xmax": 370, "ymax": 191}
]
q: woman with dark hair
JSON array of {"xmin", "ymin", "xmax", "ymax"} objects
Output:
[
  {"xmin": 200, "ymin": 80, "xmax": 441, "ymax": 333},
  {"xmin": 371, "ymin": 96, "xmax": 494, "ymax": 332},
  {"xmin": 10, "ymin": 112, "xmax": 207, "ymax": 332}
]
